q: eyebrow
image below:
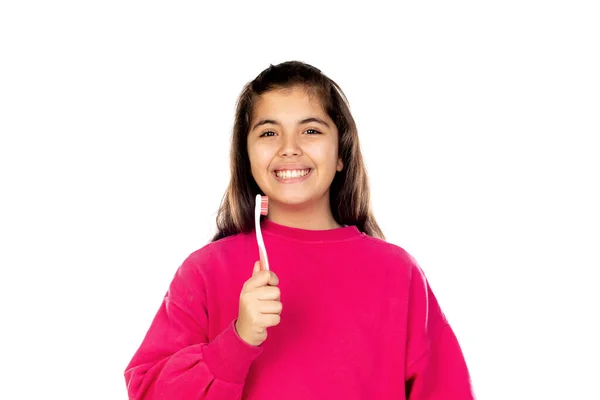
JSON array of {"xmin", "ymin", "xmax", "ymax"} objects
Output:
[{"xmin": 251, "ymin": 117, "xmax": 330, "ymax": 131}]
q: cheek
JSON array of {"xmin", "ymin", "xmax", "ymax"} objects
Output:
[
  {"xmin": 310, "ymin": 141, "xmax": 339, "ymax": 169},
  {"xmin": 248, "ymin": 144, "xmax": 274, "ymax": 174}
]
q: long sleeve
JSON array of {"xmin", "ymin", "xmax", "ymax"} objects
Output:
[
  {"xmin": 124, "ymin": 254, "xmax": 262, "ymax": 400},
  {"xmin": 404, "ymin": 261, "xmax": 475, "ymax": 399}
]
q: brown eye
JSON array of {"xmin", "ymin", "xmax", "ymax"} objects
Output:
[
  {"xmin": 305, "ymin": 129, "xmax": 321, "ymax": 135},
  {"xmin": 260, "ymin": 131, "xmax": 276, "ymax": 137}
]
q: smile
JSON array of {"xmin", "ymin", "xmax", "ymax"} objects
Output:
[
  {"xmin": 273, "ymin": 168, "xmax": 312, "ymax": 182},
  {"xmin": 274, "ymin": 168, "xmax": 311, "ymax": 179}
]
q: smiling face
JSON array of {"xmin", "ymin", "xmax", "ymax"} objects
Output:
[{"xmin": 247, "ymin": 86, "xmax": 343, "ymax": 214}]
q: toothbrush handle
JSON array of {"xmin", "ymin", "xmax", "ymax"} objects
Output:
[{"xmin": 259, "ymin": 248, "xmax": 269, "ymax": 271}]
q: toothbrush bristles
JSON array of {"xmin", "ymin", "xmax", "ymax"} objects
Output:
[{"xmin": 260, "ymin": 196, "xmax": 268, "ymax": 216}]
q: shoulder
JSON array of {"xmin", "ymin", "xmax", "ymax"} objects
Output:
[
  {"xmin": 166, "ymin": 231, "xmax": 253, "ymax": 300},
  {"xmin": 359, "ymin": 234, "xmax": 421, "ymax": 272},
  {"xmin": 184, "ymin": 233, "xmax": 254, "ymax": 266},
  {"xmin": 169, "ymin": 231, "xmax": 253, "ymax": 282},
  {"xmin": 188, "ymin": 232, "xmax": 249, "ymax": 259}
]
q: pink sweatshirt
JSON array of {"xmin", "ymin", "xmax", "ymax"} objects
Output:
[{"xmin": 124, "ymin": 219, "xmax": 475, "ymax": 399}]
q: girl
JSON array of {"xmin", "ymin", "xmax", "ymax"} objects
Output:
[{"xmin": 124, "ymin": 61, "xmax": 475, "ymax": 399}]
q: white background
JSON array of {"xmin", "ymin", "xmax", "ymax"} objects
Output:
[{"xmin": 1, "ymin": 1, "xmax": 598, "ymax": 399}]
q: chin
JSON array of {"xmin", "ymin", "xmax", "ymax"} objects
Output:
[{"xmin": 269, "ymin": 193, "xmax": 315, "ymax": 207}]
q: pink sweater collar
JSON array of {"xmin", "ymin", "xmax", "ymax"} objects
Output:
[{"xmin": 261, "ymin": 218, "xmax": 362, "ymax": 242}]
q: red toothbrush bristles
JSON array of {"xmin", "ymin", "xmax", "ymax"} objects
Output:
[{"xmin": 260, "ymin": 196, "xmax": 269, "ymax": 215}]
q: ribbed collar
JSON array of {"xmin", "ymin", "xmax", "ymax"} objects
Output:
[{"xmin": 261, "ymin": 218, "xmax": 362, "ymax": 243}]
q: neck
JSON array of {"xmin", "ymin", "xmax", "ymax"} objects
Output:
[{"xmin": 267, "ymin": 199, "xmax": 341, "ymax": 230}]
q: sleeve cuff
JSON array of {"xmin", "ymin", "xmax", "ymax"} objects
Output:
[{"xmin": 202, "ymin": 319, "xmax": 263, "ymax": 384}]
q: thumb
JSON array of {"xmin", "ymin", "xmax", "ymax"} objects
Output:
[{"xmin": 252, "ymin": 260, "xmax": 261, "ymax": 276}]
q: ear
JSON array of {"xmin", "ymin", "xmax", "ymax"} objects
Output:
[{"xmin": 336, "ymin": 158, "xmax": 344, "ymax": 172}]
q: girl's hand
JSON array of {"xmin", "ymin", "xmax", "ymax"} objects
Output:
[{"xmin": 235, "ymin": 261, "xmax": 282, "ymax": 346}]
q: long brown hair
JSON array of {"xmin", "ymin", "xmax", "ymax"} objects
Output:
[{"xmin": 211, "ymin": 61, "xmax": 384, "ymax": 241}]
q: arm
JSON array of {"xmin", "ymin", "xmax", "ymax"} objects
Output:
[
  {"xmin": 404, "ymin": 261, "xmax": 475, "ymax": 399},
  {"xmin": 124, "ymin": 254, "xmax": 262, "ymax": 400}
]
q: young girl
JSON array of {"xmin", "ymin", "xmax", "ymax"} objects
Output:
[{"xmin": 124, "ymin": 61, "xmax": 475, "ymax": 399}]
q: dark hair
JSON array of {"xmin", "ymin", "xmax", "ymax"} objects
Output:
[{"xmin": 211, "ymin": 61, "xmax": 384, "ymax": 241}]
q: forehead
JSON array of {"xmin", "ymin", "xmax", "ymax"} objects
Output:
[{"xmin": 253, "ymin": 87, "xmax": 326, "ymax": 118}]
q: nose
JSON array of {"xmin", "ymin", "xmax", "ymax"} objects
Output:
[{"xmin": 279, "ymin": 133, "xmax": 302, "ymax": 157}]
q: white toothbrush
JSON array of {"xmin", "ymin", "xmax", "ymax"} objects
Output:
[{"xmin": 255, "ymin": 194, "xmax": 270, "ymax": 271}]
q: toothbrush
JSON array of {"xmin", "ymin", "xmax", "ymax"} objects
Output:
[{"xmin": 255, "ymin": 194, "xmax": 270, "ymax": 271}]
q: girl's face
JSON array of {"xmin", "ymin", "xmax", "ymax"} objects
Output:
[{"xmin": 247, "ymin": 86, "xmax": 343, "ymax": 210}]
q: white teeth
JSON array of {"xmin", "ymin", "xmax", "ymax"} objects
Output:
[{"xmin": 275, "ymin": 169, "xmax": 310, "ymax": 179}]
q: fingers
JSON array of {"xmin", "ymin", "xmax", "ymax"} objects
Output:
[
  {"xmin": 257, "ymin": 300, "xmax": 282, "ymax": 314},
  {"xmin": 267, "ymin": 271, "xmax": 279, "ymax": 286},
  {"xmin": 248, "ymin": 314, "xmax": 281, "ymax": 335},
  {"xmin": 262, "ymin": 313, "xmax": 281, "ymax": 328},
  {"xmin": 252, "ymin": 286, "xmax": 281, "ymax": 301},
  {"xmin": 247, "ymin": 269, "xmax": 279, "ymax": 289}
]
